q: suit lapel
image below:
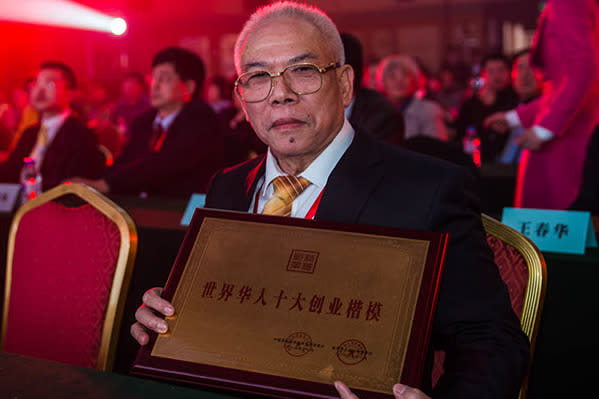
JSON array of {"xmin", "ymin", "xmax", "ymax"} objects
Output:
[
  {"xmin": 315, "ymin": 131, "xmax": 384, "ymax": 224},
  {"xmin": 237, "ymin": 155, "xmax": 266, "ymax": 212}
]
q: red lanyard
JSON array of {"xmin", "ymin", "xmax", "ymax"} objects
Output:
[{"xmin": 253, "ymin": 180, "xmax": 324, "ymax": 220}]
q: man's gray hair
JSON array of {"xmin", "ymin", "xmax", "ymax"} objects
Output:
[{"xmin": 234, "ymin": 1, "xmax": 345, "ymax": 74}]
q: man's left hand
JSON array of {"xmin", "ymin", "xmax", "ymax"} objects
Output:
[
  {"xmin": 515, "ymin": 128, "xmax": 544, "ymax": 151},
  {"xmin": 334, "ymin": 381, "xmax": 430, "ymax": 399}
]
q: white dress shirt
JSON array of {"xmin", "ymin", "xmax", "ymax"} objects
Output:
[
  {"xmin": 249, "ymin": 118, "xmax": 355, "ymax": 218},
  {"xmin": 30, "ymin": 109, "xmax": 71, "ymax": 169},
  {"xmin": 153, "ymin": 108, "xmax": 180, "ymax": 131}
]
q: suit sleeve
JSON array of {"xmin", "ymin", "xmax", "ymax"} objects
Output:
[
  {"xmin": 66, "ymin": 125, "xmax": 105, "ymax": 180},
  {"xmin": 429, "ymin": 167, "xmax": 530, "ymax": 399},
  {"xmin": 532, "ymin": 0, "xmax": 599, "ymax": 136},
  {"xmin": 514, "ymin": 97, "xmax": 541, "ymax": 128}
]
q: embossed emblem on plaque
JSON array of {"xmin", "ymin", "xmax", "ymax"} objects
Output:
[{"xmin": 286, "ymin": 249, "xmax": 319, "ymax": 274}]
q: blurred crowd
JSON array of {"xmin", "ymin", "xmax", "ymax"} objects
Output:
[{"xmin": 0, "ymin": 20, "xmax": 597, "ymax": 213}]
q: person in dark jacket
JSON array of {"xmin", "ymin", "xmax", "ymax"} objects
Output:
[
  {"xmin": 341, "ymin": 33, "xmax": 405, "ymax": 147},
  {"xmin": 71, "ymin": 47, "xmax": 224, "ymax": 198},
  {"xmin": 0, "ymin": 61, "xmax": 104, "ymax": 190}
]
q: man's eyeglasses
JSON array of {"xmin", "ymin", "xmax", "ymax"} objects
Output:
[{"xmin": 235, "ymin": 62, "xmax": 340, "ymax": 103}]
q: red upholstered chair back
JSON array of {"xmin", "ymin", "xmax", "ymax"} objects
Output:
[
  {"xmin": 432, "ymin": 215, "xmax": 546, "ymax": 399},
  {"xmin": 1, "ymin": 184, "xmax": 137, "ymax": 371}
]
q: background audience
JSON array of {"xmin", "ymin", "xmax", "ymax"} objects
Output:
[
  {"xmin": 0, "ymin": 3, "xmax": 595, "ymax": 216},
  {"xmin": 0, "ymin": 61, "xmax": 104, "ymax": 190}
]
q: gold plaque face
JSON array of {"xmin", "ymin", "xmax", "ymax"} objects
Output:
[{"xmin": 151, "ymin": 217, "xmax": 431, "ymax": 394}]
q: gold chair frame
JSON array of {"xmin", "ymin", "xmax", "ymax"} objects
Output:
[
  {"xmin": 481, "ymin": 214, "xmax": 547, "ymax": 399},
  {"xmin": 1, "ymin": 183, "xmax": 138, "ymax": 371}
]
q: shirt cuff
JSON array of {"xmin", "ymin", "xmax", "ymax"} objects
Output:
[
  {"xmin": 533, "ymin": 125, "xmax": 555, "ymax": 141},
  {"xmin": 505, "ymin": 110, "xmax": 522, "ymax": 128}
]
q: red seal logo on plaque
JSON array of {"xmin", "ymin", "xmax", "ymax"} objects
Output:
[
  {"xmin": 336, "ymin": 339, "xmax": 368, "ymax": 365},
  {"xmin": 283, "ymin": 332, "xmax": 313, "ymax": 357}
]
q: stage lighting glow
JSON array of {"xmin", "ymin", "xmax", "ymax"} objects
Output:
[
  {"xmin": 111, "ymin": 18, "xmax": 127, "ymax": 36},
  {"xmin": 0, "ymin": 0, "xmax": 127, "ymax": 35}
]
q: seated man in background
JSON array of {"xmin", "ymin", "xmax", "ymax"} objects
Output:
[
  {"xmin": 72, "ymin": 47, "xmax": 224, "ymax": 198},
  {"xmin": 455, "ymin": 53, "xmax": 519, "ymax": 163},
  {"xmin": 131, "ymin": 3, "xmax": 529, "ymax": 398},
  {"xmin": 0, "ymin": 61, "xmax": 104, "ymax": 190}
]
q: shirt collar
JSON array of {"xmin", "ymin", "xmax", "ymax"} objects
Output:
[
  {"xmin": 263, "ymin": 118, "xmax": 355, "ymax": 193},
  {"xmin": 153, "ymin": 108, "xmax": 181, "ymax": 131},
  {"xmin": 344, "ymin": 96, "xmax": 356, "ymax": 119},
  {"xmin": 41, "ymin": 108, "xmax": 71, "ymax": 131}
]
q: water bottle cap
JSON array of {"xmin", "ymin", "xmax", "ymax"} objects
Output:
[{"xmin": 23, "ymin": 157, "xmax": 35, "ymax": 165}]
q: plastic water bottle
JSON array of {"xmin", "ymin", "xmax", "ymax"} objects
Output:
[
  {"xmin": 20, "ymin": 157, "xmax": 42, "ymax": 204},
  {"xmin": 463, "ymin": 126, "xmax": 482, "ymax": 167}
]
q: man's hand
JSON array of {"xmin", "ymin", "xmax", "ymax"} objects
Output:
[
  {"xmin": 334, "ymin": 381, "xmax": 430, "ymax": 399},
  {"xmin": 67, "ymin": 177, "xmax": 110, "ymax": 193},
  {"xmin": 515, "ymin": 128, "xmax": 544, "ymax": 151},
  {"xmin": 484, "ymin": 112, "xmax": 510, "ymax": 134},
  {"xmin": 130, "ymin": 287, "xmax": 175, "ymax": 346}
]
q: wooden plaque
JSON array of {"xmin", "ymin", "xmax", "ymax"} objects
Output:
[{"xmin": 132, "ymin": 208, "xmax": 448, "ymax": 398}]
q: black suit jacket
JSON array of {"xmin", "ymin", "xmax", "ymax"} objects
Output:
[
  {"xmin": 570, "ymin": 124, "xmax": 599, "ymax": 214},
  {"xmin": 206, "ymin": 131, "xmax": 529, "ymax": 399},
  {"xmin": 104, "ymin": 100, "xmax": 224, "ymax": 198},
  {"xmin": 349, "ymin": 87, "xmax": 405, "ymax": 147},
  {"xmin": 0, "ymin": 115, "xmax": 104, "ymax": 190}
]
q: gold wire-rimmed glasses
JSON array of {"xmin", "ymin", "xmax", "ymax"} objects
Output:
[{"xmin": 235, "ymin": 62, "xmax": 340, "ymax": 103}]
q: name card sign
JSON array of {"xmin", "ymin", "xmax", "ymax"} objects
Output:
[
  {"xmin": 502, "ymin": 207, "xmax": 598, "ymax": 255},
  {"xmin": 180, "ymin": 193, "xmax": 206, "ymax": 226},
  {"xmin": 0, "ymin": 184, "xmax": 21, "ymax": 213}
]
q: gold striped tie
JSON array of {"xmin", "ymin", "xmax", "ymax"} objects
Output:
[
  {"xmin": 261, "ymin": 176, "xmax": 311, "ymax": 217},
  {"xmin": 36, "ymin": 124, "xmax": 48, "ymax": 147}
]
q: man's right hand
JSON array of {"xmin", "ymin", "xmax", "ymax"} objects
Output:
[{"xmin": 130, "ymin": 287, "xmax": 175, "ymax": 345}]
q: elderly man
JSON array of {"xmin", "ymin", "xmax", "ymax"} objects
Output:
[{"xmin": 131, "ymin": 3, "xmax": 528, "ymax": 398}]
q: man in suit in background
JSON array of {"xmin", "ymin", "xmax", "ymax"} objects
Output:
[
  {"xmin": 0, "ymin": 61, "xmax": 104, "ymax": 190},
  {"xmin": 131, "ymin": 3, "xmax": 528, "ymax": 398},
  {"xmin": 72, "ymin": 47, "xmax": 224, "ymax": 198}
]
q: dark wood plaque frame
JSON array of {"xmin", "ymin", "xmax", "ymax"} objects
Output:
[{"xmin": 132, "ymin": 208, "xmax": 448, "ymax": 399}]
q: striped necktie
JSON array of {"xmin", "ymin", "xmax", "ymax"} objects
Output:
[
  {"xmin": 149, "ymin": 122, "xmax": 167, "ymax": 152},
  {"xmin": 36, "ymin": 124, "xmax": 48, "ymax": 147},
  {"xmin": 261, "ymin": 176, "xmax": 311, "ymax": 217},
  {"xmin": 29, "ymin": 124, "xmax": 48, "ymax": 159}
]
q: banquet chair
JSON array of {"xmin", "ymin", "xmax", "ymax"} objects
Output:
[
  {"xmin": 1, "ymin": 183, "xmax": 137, "ymax": 371},
  {"xmin": 432, "ymin": 214, "xmax": 547, "ymax": 399}
]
